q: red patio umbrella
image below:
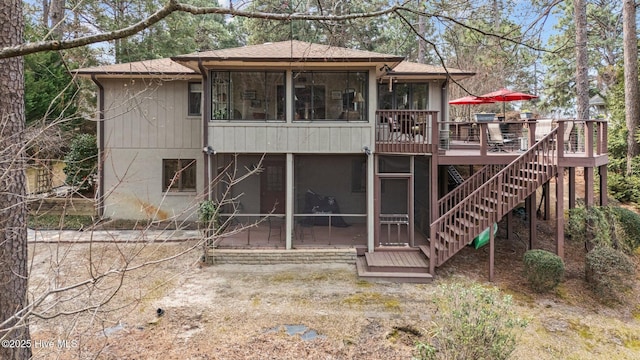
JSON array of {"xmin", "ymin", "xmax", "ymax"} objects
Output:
[
  {"xmin": 478, "ymin": 88, "xmax": 538, "ymax": 118},
  {"xmin": 449, "ymin": 95, "xmax": 496, "ymax": 122},
  {"xmin": 449, "ymin": 95, "xmax": 496, "ymax": 105}
]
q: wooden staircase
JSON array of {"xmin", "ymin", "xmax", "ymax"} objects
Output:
[
  {"xmin": 426, "ymin": 128, "xmax": 559, "ymax": 273},
  {"xmin": 358, "ymin": 129, "xmax": 559, "ymax": 282}
]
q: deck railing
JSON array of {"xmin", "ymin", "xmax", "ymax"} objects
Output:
[
  {"xmin": 434, "ymin": 118, "xmax": 607, "ymax": 159},
  {"xmin": 437, "ymin": 164, "xmax": 504, "ymax": 217},
  {"xmin": 375, "ymin": 110, "xmax": 439, "ymax": 153}
]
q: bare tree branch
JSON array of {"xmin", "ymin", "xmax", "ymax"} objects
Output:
[{"xmin": 0, "ymin": 1, "xmax": 402, "ymax": 59}]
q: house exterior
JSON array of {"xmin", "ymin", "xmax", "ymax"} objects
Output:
[{"xmin": 76, "ymin": 41, "xmax": 608, "ymax": 280}]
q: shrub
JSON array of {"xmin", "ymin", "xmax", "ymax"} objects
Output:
[
  {"xmin": 523, "ymin": 250, "xmax": 565, "ymax": 293},
  {"xmin": 566, "ymin": 206, "xmax": 612, "ymax": 248},
  {"xmin": 414, "ymin": 283, "xmax": 527, "ymax": 360},
  {"xmin": 609, "ymin": 206, "xmax": 640, "ymax": 254},
  {"xmin": 198, "ymin": 200, "xmax": 220, "ymax": 247},
  {"xmin": 585, "ymin": 245, "xmax": 636, "ymax": 303},
  {"xmin": 198, "ymin": 200, "xmax": 219, "ymax": 225},
  {"xmin": 607, "ymin": 173, "xmax": 640, "ymax": 203},
  {"xmin": 566, "ymin": 205, "xmax": 640, "ymax": 255},
  {"xmin": 63, "ymin": 134, "xmax": 97, "ymax": 191}
]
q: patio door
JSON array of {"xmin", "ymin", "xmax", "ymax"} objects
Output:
[{"xmin": 260, "ymin": 159, "xmax": 285, "ymax": 214}]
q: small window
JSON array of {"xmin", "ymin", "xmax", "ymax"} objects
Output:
[
  {"xmin": 163, "ymin": 159, "xmax": 196, "ymax": 192},
  {"xmin": 188, "ymin": 82, "xmax": 202, "ymax": 116}
]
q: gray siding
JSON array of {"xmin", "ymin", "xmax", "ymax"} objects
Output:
[
  {"xmin": 102, "ymin": 78, "xmax": 201, "ymax": 150},
  {"xmin": 208, "ymin": 123, "xmax": 372, "ymax": 153}
]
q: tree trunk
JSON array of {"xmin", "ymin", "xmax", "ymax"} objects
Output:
[
  {"xmin": 623, "ymin": 0, "xmax": 640, "ymax": 175},
  {"xmin": 417, "ymin": 14, "xmax": 426, "ymax": 63},
  {"xmin": 49, "ymin": 0, "xmax": 65, "ymax": 39},
  {"xmin": 574, "ymin": 0, "xmax": 589, "ymax": 122},
  {"xmin": 0, "ymin": 0, "xmax": 31, "ymax": 359}
]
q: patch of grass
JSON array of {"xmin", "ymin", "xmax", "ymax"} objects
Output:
[
  {"xmin": 268, "ymin": 270, "xmax": 353, "ymax": 284},
  {"xmin": 500, "ymin": 287, "xmax": 535, "ymax": 306},
  {"xmin": 624, "ymin": 337, "xmax": 640, "ymax": 350},
  {"xmin": 632, "ymin": 305, "xmax": 640, "ymax": 321},
  {"xmin": 554, "ymin": 284, "xmax": 569, "ymax": 300},
  {"xmin": 268, "ymin": 272, "xmax": 296, "ymax": 283},
  {"xmin": 341, "ymin": 292, "xmax": 401, "ymax": 312},
  {"xmin": 28, "ymin": 214, "xmax": 95, "ymax": 230},
  {"xmin": 572, "ymin": 322, "xmax": 593, "ymax": 340},
  {"xmin": 356, "ymin": 279, "xmax": 373, "ymax": 288}
]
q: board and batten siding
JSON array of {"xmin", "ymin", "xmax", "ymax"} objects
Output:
[
  {"xmin": 208, "ymin": 123, "xmax": 372, "ymax": 153},
  {"xmin": 101, "ymin": 78, "xmax": 201, "ymax": 150},
  {"xmin": 99, "ymin": 78, "xmax": 203, "ymax": 220}
]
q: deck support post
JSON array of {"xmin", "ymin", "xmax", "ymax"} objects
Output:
[
  {"xmin": 584, "ymin": 167, "xmax": 594, "ymax": 208},
  {"xmin": 368, "ymin": 152, "xmax": 376, "ymax": 253},
  {"xmin": 285, "ymin": 153, "xmax": 294, "ymax": 250},
  {"xmin": 556, "ymin": 166, "xmax": 565, "ymax": 259},
  {"xmin": 599, "ymin": 165, "xmax": 608, "ymax": 206},
  {"xmin": 489, "ymin": 220, "xmax": 495, "ymax": 282},
  {"xmin": 409, "ymin": 157, "xmax": 415, "ymax": 247},
  {"xmin": 506, "ymin": 211, "xmax": 513, "ymax": 242},
  {"xmin": 568, "ymin": 167, "xmax": 576, "ymax": 209},
  {"xmin": 527, "ymin": 191, "xmax": 537, "ymax": 249},
  {"xmin": 543, "ymin": 181, "xmax": 550, "ymax": 220}
]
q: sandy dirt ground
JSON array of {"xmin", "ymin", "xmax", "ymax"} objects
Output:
[
  {"xmin": 22, "ymin": 172, "xmax": 640, "ymax": 360},
  {"xmin": 26, "ymin": 226, "xmax": 640, "ymax": 360}
]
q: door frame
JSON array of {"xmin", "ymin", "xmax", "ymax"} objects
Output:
[{"xmin": 374, "ymin": 156, "xmax": 415, "ymax": 248}]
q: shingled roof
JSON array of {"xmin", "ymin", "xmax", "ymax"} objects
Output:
[
  {"xmin": 389, "ymin": 61, "xmax": 474, "ymax": 78},
  {"xmin": 73, "ymin": 57, "xmax": 197, "ymax": 76},
  {"xmin": 171, "ymin": 40, "xmax": 405, "ymax": 64},
  {"xmin": 74, "ymin": 41, "xmax": 473, "ymax": 80}
]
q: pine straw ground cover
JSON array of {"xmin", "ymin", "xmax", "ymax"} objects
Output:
[
  {"xmin": 26, "ymin": 180, "xmax": 640, "ymax": 359},
  {"xmin": 27, "ymin": 231, "xmax": 640, "ymax": 360}
]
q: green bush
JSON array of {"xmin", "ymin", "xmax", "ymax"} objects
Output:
[
  {"xmin": 63, "ymin": 134, "xmax": 98, "ymax": 191},
  {"xmin": 566, "ymin": 206, "xmax": 612, "ymax": 248},
  {"xmin": 414, "ymin": 283, "xmax": 528, "ymax": 360},
  {"xmin": 198, "ymin": 200, "xmax": 220, "ymax": 247},
  {"xmin": 523, "ymin": 250, "xmax": 565, "ymax": 293},
  {"xmin": 566, "ymin": 205, "xmax": 640, "ymax": 255},
  {"xmin": 609, "ymin": 206, "xmax": 640, "ymax": 254},
  {"xmin": 607, "ymin": 173, "xmax": 640, "ymax": 203},
  {"xmin": 585, "ymin": 246, "xmax": 636, "ymax": 303}
]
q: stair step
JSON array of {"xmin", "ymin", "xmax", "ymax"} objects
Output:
[
  {"xmin": 364, "ymin": 251, "xmax": 429, "ymax": 273},
  {"xmin": 474, "ymin": 203, "xmax": 495, "ymax": 214},
  {"xmin": 464, "ymin": 210, "xmax": 487, "ymax": 221},
  {"xmin": 420, "ymin": 240, "xmax": 446, "ymax": 259},
  {"xmin": 356, "ymin": 257, "xmax": 433, "ymax": 283},
  {"xmin": 503, "ymin": 183, "xmax": 527, "ymax": 190},
  {"xmin": 511, "ymin": 175, "xmax": 537, "ymax": 182},
  {"xmin": 438, "ymin": 232, "xmax": 456, "ymax": 244},
  {"xmin": 456, "ymin": 217, "xmax": 478, "ymax": 228}
]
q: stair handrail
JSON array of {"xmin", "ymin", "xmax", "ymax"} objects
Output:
[
  {"xmin": 429, "ymin": 128, "xmax": 559, "ymax": 269},
  {"xmin": 437, "ymin": 164, "xmax": 503, "ymax": 217}
]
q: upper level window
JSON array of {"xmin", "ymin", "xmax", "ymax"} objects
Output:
[
  {"xmin": 163, "ymin": 159, "xmax": 196, "ymax": 192},
  {"xmin": 210, "ymin": 71, "xmax": 285, "ymax": 121},
  {"xmin": 378, "ymin": 83, "xmax": 429, "ymax": 110},
  {"xmin": 188, "ymin": 82, "xmax": 202, "ymax": 116},
  {"xmin": 293, "ymin": 71, "xmax": 368, "ymax": 121}
]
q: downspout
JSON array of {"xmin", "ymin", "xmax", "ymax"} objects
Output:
[
  {"xmin": 91, "ymin": 75, "xmax": 105, "ymax": 218},
  {"xmin": 198, "ymin": 59, "xmax": 211, "ymax": 200}
]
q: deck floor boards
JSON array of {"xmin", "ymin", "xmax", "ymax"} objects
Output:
[{"xmin": 366, "ymin": 251, "xmax": 429, "ymax": 268}]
